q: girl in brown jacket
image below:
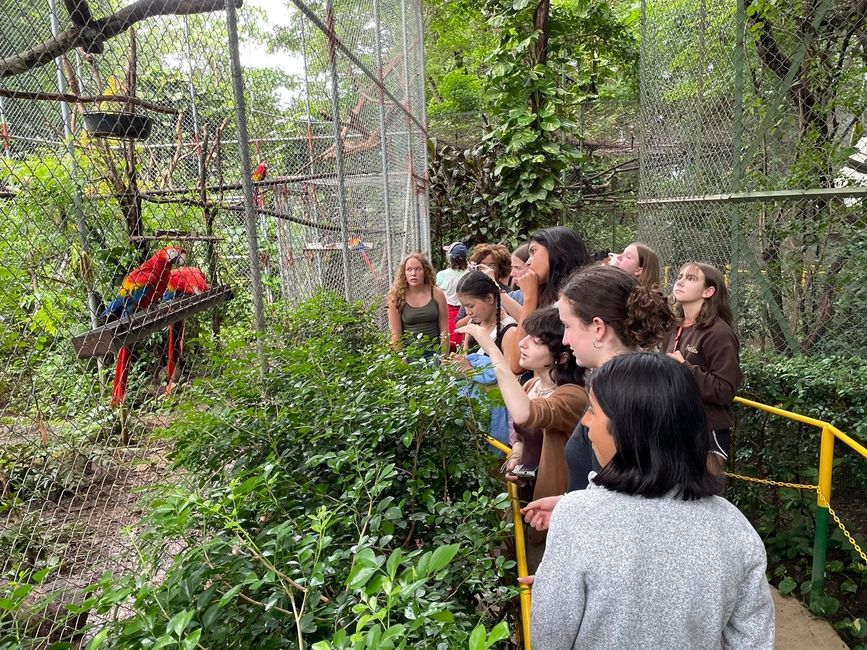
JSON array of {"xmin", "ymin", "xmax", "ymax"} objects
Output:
[
  {"xmin": 458, "ymin": 307, "xmax": 587, "ymax": 573},
  {"xmin": 664, "ymin": 262, "xmax": 743, "ymax": 471}
]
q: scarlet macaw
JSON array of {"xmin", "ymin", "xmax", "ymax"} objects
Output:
[
  {"xmin": 101, "ymin": 246, "xmax": 187, "ymax": 322},
  {"xmin": 163, "ymin": 266, "xmax": 209, "ymax": 302},
  {"xmin": 348, "ymin": 237, "xmax": 374, "ymax": 273},
  {"xmin": 100, "ymin": 246, "xmax": 187, "ymax": 407},
  {"xmin": 163, "ymin": 267, "xmax": 209, "ymax": 394},
  {"xmin": 252, "ymin": 161, "xmax": 268, "ymax": 209}
]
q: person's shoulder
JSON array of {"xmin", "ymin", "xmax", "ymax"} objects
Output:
[
  {"xmin": 702, "ymin": 317, "xmax": 737, "ymax": 338},
  {"xmin": 707, "ymin": 496, "xmax": 763, "ymax": 540},
  {"xmin": 553, "ymin": 383, "xmax": 588, "ymax": 396},
  {"xmin": 670, "ymin": 496, "xmax": 766, "ymax": 557},
  {"xmin": 558, "ymin": 485, "xmax": 619, "ymax": 516}
]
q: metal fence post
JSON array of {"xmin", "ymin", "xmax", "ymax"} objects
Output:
[
  {"xmin": 400, "ymin": 0, "xmax": 420, "ymax": 252},
  {"xmin": 413, "ymin": 0, "xmax": 430, "ymax": 255},
  {"xmin": 729, "ymin": 0, "xmax": 746, "ymax": 314},
  {"xmin": 326, "ymin": 0, "xmax": 352, "ymax": 301},
  {"xmin": 48, "ymin": 0, "xmax": 100, "ymax": 331},
  {"xmin": 373, "ymin": 0, "xmax": 394, "ymax": 284},
  {"xmin": 811, "ymin": 425, "xmax": 835, "ymax": 605},
  {"xmin": 225, "ymin": 0, "xmax": 268, "ymax": 379}
]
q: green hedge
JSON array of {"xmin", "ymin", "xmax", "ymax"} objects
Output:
[
  {"xmin": 732, "ymin": 352, "xmax": 867, "ymax": 646},
  {"xmin": 1, "ymin": 294, "xmax": 515, "ymax": 649}
]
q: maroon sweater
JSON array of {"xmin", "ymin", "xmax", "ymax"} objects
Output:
[{"xmin": 663, "ymin": 318, "xmax": 743, "ymax": 431}]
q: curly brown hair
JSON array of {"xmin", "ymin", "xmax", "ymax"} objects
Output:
[
  {"xmin": 470, "ymin": 244, "xmax": 512, "ymax": 283},
  {"xmin": 561, "ymin": 265, "xmax": 675, "ymax": 350},
  {"xmin": 387, "ymin": 252, "xmax": 436, "ymax": 311}
]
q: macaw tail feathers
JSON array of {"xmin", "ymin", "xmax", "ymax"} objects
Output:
[
  {"xmin": 111, "ymin": 346, "xmax": 132, "ymax": 407},
  {"xmin": 166, "ymin": 321, "xmax": 186, "ymax": 395}
]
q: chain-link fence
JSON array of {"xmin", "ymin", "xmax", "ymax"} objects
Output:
[
  {"xmin": 563, "ymin": 99, "xmax": 639, "ymax": 254},
  {"xmin": 638, "ymin": 0, "xmax": 867, "ymax": 357},
  {"xmin": 0, "ymin": 0, "xmax": 427, "ymax": 642},
  {"xmin": 639, "ymin": 0, "xmax": 867, "ymax": 622},
  {"xmin": 428, "ymin": 101, "xmax": 640, "ymax": 258}
]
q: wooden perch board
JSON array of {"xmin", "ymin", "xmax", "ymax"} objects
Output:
[{"xmin": 72, "ymin": 285, "xmax": 233, "ymax": 359}]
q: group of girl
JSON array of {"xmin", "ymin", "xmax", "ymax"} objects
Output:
[{"xmin": 386, "ymin": 227, "xmax": 773, "ymax": 648}]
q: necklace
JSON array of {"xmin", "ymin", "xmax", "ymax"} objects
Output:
[{"xmin": 533, "ymin": 382, "xmax": 556, "ymax": 398}]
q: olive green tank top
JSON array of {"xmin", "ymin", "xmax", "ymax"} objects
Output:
[{"xmin": 400, "ymin": 292, "xmax": 440, "ymax": 341}]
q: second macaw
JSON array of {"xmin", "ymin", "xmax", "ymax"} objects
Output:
[
  {"xmin": 163, "ymin": 267, "xmax": 209, "ymax": 394},
  {"xmin": 252, "ymin": 160, "xmax": 268, "ymax": 209},
  {"xmin": 348, "ymin": 237, "xmax": 374, "ymax": 273}
]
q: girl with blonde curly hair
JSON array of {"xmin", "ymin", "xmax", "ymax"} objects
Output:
[{"xmin": 387, "ymin": 252, "xmax": 448, "ymax": 355}]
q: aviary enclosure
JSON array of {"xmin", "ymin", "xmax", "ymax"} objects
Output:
[{"xmin": 0, "ymin": 0, "xmax": 428, "ymax": 640}]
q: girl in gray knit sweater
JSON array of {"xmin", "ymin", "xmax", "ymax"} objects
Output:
[{"xmin": 530, "ymin": 352, "xmax": 775, "ymax": 649}]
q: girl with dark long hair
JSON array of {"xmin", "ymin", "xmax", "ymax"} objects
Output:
[
  {"xmin": 664, "ymin": 262, "xmax": 742, "ymax": 471},
  {"xmin": 529, "ymin": 353, "xmax": 774, "ymax": 649}
]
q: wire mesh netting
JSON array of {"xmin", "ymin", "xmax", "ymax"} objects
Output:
[
  {"xmin": 639, "ymin": 0, "xmax": 867, "ymax": 586},
  {"xmin": 563, "ymin": 99, "xmax": 639, "ymax": 254},
  {"xmin": 638, "ymin": 0, "xmax": 867, "ymax": 357},
  {"xmin": 0, "ymin": 0, "xmax": 428, "ymax": 643}
]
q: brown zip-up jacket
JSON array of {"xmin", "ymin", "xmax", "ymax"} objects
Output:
[{"xmin": 663, "ymin": 318, "xmax": 743, "ymax": 431}]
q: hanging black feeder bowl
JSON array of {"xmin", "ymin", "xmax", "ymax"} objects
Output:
[{"xmin": 83, "ymin": 112, "xmax": 153, "ymax": 140}]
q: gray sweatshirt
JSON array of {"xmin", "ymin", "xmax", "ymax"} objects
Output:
[{"xmin": 531, "ymin": 487, "xmax": 775, "ymax": 649}]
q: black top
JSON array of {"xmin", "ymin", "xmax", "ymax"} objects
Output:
[{"xmin": 565, "ymin": 423, "xmax": 601, "ymax": 492}]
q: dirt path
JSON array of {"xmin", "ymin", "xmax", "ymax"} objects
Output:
[{"xmin": 773, "ymin": 588, "xmax": 848, "ymax": 649}]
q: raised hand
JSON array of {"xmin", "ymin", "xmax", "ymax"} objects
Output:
[{"xmin": 517, "ymin": 268, "xmax": 541, "ymax": 298}]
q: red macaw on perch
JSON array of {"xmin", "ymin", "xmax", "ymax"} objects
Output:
[
  {"xmin": 252, "ymin": 160, "xmax": 268, "ymax": 209},
  {"xmin": 100, "ymin": 246, "xmax": 187, "ymax": 407},
  {"xmin": 163, "ymin": 267, "xmax": 209, "ymax": 394}
]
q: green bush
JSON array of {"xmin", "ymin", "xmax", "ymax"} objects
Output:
[
  {"xmin": 732, "ymin": 352, "xmax": 867, "ymax": 647},
  {"xmin": 47, "ymin": 293, "xmax": 516, "ymax": 648}
]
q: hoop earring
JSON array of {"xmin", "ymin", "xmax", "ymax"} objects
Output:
[{"xmin": 592, "ymin": 339, "xmax": 603, "ymax": 349}]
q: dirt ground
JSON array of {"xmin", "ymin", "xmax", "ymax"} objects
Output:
[{"xmin": 773, "ymin": 588, "xmax": 848, "ymax": 649}]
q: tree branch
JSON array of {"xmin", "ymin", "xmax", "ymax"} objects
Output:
[
  {"xmin": 0, "ymin": 88, "xmax": 179, "ymax": 114},
  {"xmin": 1, "ymin": 0, "xmax": 242, "ymax": 78},
  {"xmin": 749, "ymin": 14, "xmax": 826, "ymax": 135}
]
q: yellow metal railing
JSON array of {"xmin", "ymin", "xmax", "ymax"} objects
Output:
[
  {"xmin": 486, "ymin": 436, "xmax": 532, "ymax": 650},
  {"xmin": 732, "ymin": 397, "xmax": 867, "ymax": 605},
  {"xmin": 486, "ymin": 398, "xmax": 866, "ymax": 644}
]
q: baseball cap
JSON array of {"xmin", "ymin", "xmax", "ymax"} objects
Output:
[{"xmin": 443, "ymin": 241, "xmax": 468, "ymax": 257}]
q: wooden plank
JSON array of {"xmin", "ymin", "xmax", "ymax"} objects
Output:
[{"xmin": 71, "ymin": 285, "xmax": 234, "ymax": 359}]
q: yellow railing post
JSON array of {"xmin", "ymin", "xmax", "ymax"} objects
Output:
[
  {"xmin": 810, "ymin": 425, "xmax": 835, "ymax": 606},
  {"xmin": 487, "ymin": 436, "xmax": 532, "ymax": 649}
]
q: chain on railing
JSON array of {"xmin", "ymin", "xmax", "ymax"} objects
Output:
[{"xmin": 725, "ymin": 472, "xmax": 867, "ymax": 567}]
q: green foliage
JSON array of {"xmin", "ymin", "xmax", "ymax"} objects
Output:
[
  {"xmin": 425, "ymin": 0, "xmax": 495, "ymax": 119},
  {"xmin": 732, "ymin": 352, "xmax": 867, "ymax": 646},
  {"xmin": 428, "ymin": 0, "xmax": 639, "ymax": 247},
  {"xmin": 55, "ymin": 294, "xmax": 516, "ymax": 647}
]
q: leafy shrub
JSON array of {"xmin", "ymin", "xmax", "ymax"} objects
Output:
[
  {"xmin": 75, "ymin": 293, "xmax": 516, "ymax": 648},
  {"xmin": 732, "ymin": 352, "xmax": 867, "ymax": 647}
]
